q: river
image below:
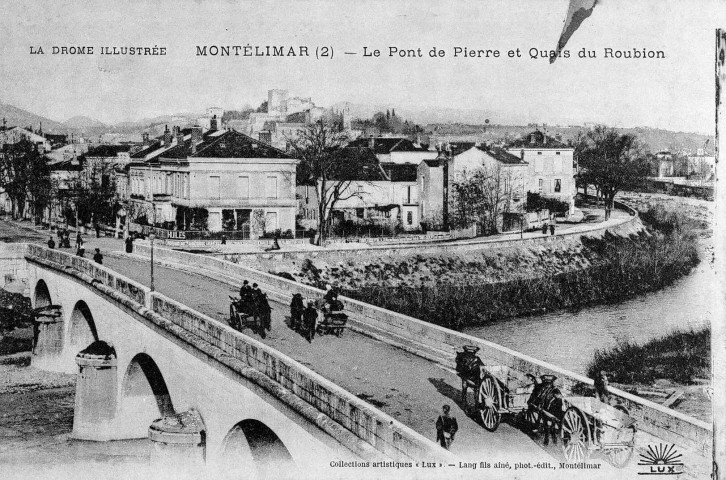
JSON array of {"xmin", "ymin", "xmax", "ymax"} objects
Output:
[{"xmin": 461, "ymin": 254, "xmax": 714, "ymax": 376}]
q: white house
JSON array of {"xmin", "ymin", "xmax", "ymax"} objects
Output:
[{"xmin": 506, "ymin": 131, "xmax": 576, "ymax": 213}]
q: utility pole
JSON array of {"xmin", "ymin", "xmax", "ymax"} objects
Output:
[{"xmin": 442, "ymin": 143, "xmax": 450, "ymax": 231}]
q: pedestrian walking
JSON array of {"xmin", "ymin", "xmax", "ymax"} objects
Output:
[
  {"xmin": 436, "ymin": 405, "xmax": 458, "ymax": 450},
  {"xmin": 93, "ymin": 248, "xmax": 103, "ymax": 264},
  {"xmin": 221, "ymin": 234, "xmax": 227, "ymax": 245},
  {"xmin": 303, "ymin": 302, "xmax": 318, "ymax": 342},
  {"xmin": 125, "ymin": 235, "xmax": 133, "ymax": 253},
  {"xmin": 47, "ymin": 236, "xmax": 55, "ymax": 249},
  {"xmin": 63, "ymin": 230, "xmax": 71, "ymax": 248},
  {"xmin": 94, "ymin": 223, "xmax": 101, "ymax": 238},
  {"xmin": 75, "ymin": 232, "xmax": 83, "ymax": 249},
  {"xmin": 76, "ymin": 246, "xmax": 85, "ymax": 257},
  {"xmin": 541, "ymin": 222, "xmax": 548, "ymax": 235},
  {"xmin": 549, "ymin": 222, "xmax": 555, "ymax": 236}
]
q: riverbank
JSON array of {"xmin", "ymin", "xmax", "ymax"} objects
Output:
[{"xmin": 273, "ymin": 204, "xmax": 700, "ymax": 329}]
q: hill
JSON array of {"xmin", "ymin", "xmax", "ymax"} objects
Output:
[
  {"xmin": 63, "ymin": 115, "xmax": 106, "ymax": 130},
  {"xmin": 0, "ymin": 102, "xmax": 70, "ymax": 133}
]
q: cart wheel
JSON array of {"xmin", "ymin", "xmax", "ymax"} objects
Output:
[
  {"xmin": 523, "ymin": 407, "xmax": 540, "ymax": 431},
  {"xmin": 561, "ymin": 407, "xmax": 590, "ymax": 462},
  {"xmin": 606, "ymin": 405, "xmax": 635, "ymax": 468},
  {"xmin": 477, "ymin": 376, "xmax": 502, "ymax": 432}
]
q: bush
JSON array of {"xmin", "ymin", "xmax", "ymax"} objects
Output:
[
  {"xmin": 586, "ymin": 328, "xmax": 710, "ymax": 384},
  {"xmin": 527, "ymin": 192, "xmax": 569, "ymax": 213}
]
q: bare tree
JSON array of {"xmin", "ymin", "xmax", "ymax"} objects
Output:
[
  {"xmin": 451, "ymin": 164, "xmax": 516, "ymax": 235},
  {"xmin": 288, "ymin": 120, "xmax": 379, "ymax": 245}
]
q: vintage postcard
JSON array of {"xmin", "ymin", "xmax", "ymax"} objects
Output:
[{"xmin": 0, "ymin": 1, "xmax": 723, "ymax": 479}]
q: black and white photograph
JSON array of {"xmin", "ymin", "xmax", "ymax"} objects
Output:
[{"xmin": 0, "ymin": 1, "xmax": 724, "ymax": 479}]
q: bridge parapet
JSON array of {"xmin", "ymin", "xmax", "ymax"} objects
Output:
[
  {"xmin": 131, "ymin": 242, "xmax": 712, "ymax": 460},
  {"xmin": 23, "ymin": 244, "xmax": 453, "ymax": 464}
]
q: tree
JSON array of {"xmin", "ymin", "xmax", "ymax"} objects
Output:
[
  {"xmin": 71, "ymin": 160, "xmax": 118, "ymax": 226},
  {"xmin": 451, "ymin": 164, "xmax": 516, "ymax": 235},
  {"xmin": 288, "ymin": 120, "xmax": 379, "ymax": 245},
  {"xmin": 26, "ymin": 152, "xmax": 52, "ymax": 223},
  {"xmin": 577, "ymin": 126, "xmax": 649, "ymax": 219},
  {"xmin": 0, "ymin": 139, "xmax": 49, "ymax": 219}
]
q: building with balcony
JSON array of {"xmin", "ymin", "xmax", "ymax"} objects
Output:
[{"xmin": 126, "ymin": 124, "xmax": 298, "ymax": 236}]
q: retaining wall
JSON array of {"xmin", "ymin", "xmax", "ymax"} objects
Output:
[
  {"xmin": 211, "ymin": 209, "xmax": 644, "ymax": 265},
  {"xmin": 23, "ymin": 243, "xmax": 452, "ymax": 463},
  {"xmin": 131, "ymin": 238, "xmax": 712, "ymax": 459}
]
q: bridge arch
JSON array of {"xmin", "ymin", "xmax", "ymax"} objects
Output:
[
  {"xmin": 67, "ymin": 300, "xmax": 98, "ymax": 354},
  {"xmin": 33, "ymin": 279, "xmax": 52, "ymax": 308},
  {"xmin": 119, "ymin": 353, "xmax": 175, "ymax": 438},
  {"xmin": 220, "ymin": 419, "xmax": 294, "ymax": 476}
]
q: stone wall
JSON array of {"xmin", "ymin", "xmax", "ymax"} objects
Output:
[{"xmin": 213, "ymin": 206, "xmax": 643, "ymax": 266}]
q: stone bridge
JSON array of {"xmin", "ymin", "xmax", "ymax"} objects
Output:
[
  {"xmin": 16, "ymin": 243, "xmax": 453, "ymax": 478},
  {"xmin": 1, "ymin": 239, "xmax": 712, "ymax": 479}
]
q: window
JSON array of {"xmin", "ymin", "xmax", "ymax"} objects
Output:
[
  {"xmin": 237, "ymin": 176, "xmax": 250, "ymax": 199},
  {"xmin": 265, "ymin": 211, "xmax": 278, "ymax": 231},
  {"xmin": 407, "ymin": 211, "xmax": 413, "ymax": 225},
  {"xmin": 538, "ymin": 178, "xmax": 543, "ymax": 192},
  {"xmin": 209, "ymin": 175, "xmax": 221, "ymax": 199},
  {"xmin": 555, "ymin": 151, "xmax": 561, "ymax": 155},
  {"xmin": 554, "ymin": 179, "xmax": 562, "ymax": 193},
  {"xmin": 406, "ymin": 186, "xmax": 412, "ymax": 204},
  {"xmin": 266, "ymin": 176, "xmax": 278, "ymax": 199},
  {"xmin": 356, "ymin": 208, "xmax": 364, "ymax": 218}
]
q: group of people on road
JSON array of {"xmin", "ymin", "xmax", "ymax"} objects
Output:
[
  {"xmin": 47, "ymin": 230, "xmax": 103, "ymax": 263},
  {"xmin": 541, "ymin": 220, "xmax": 557, "ymax": 236}
]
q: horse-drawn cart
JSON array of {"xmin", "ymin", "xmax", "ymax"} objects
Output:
[
  {"xmin": 229, "ymin": 295, "xmax": 271, "ymax": 337},
  {"xmin": 315, "ymin": 299, "xmax": 348, "ymax": 337},
  {"xmin": 455, "ymin": 345, "xmax": 636, "ymax": 467}
]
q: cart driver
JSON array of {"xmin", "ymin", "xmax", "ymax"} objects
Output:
[
  {"xmin": 239, "ymin": 280, "xmax": 252, "ymax": 305},
  {"xmin": 324, "ymin": 284, "xmax": 340, "ymax": 311}
]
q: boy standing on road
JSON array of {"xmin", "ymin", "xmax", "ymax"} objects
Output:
[{"xmin": 436, "ymin": 404, "xmax": 458, "ymax": 450}]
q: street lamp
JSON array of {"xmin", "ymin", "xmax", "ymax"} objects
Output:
[{"xmin": 149, "ymin": 232, "xmax": 155, "ymax": 292}]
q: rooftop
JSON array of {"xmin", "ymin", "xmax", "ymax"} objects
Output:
[
  {"xmin": 506, "ymin": 130, "xmax": 569, "ymax": 149},
  {"xmin": 346, "ymin": 137, "xmax": 429, "ymax": 154}
]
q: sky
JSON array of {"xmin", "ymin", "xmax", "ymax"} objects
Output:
[{"xmin": 0, "ymin": 0, "xmax": 723, "ymax": 134}]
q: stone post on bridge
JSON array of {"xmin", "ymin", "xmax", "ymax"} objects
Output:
[
  {"xmin": 148, "ymin": 409, "xmax": 207, "ymax": 472},
  {"xmin": 72, "ymin": 340, "xmax": 118, "ymax": 441}
]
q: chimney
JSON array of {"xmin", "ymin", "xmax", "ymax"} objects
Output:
[
  {"xmin": 191, "ymin": 126, "xmax": 202, "ymax": 154},
  {"xmin": 175, "ymin": 128, "xmax": 185, "ymax": 147},
  {"xmin": 210, "ymin": 115, "xmax": 218, "ymax": 131},
  {"xmin": 142, "ymin": 132, "xmax": 150, "ymax": 146},
  {"xmin": 163, "ymin": 125, "xmax": 172, "ymax": 147}
]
